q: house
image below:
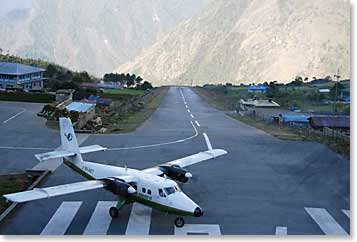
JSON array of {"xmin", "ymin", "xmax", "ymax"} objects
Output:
[
  {"xmin": 240, "ymin": 98, "xmax": 280, "ymax": 108},
  {"xmin": 97, "ymin": 82, "xmax": 123, "ymax": 89},
  {"xmin": 247, "ymin": 86, "xmax": 268, "ymax": 93},
  {"xmin": 66, "ymin": 102, "xmax": 96, "ymax": 129},
  {"xmin": 0, "ymin": 62, "xmax": 46, "ymax": 90}
]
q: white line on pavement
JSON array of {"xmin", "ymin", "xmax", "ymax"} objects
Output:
[
  {"xmin": 304, "ymin": 207, "xmax": 348, "ymax": 235},
  {"xmin": 185, "ymin": 105, "xmax": 188, "ymax": 108},
  {"xmin": 84, "ymin": 201, "xmax": 116, "ymax": 235},
  {"xmin": 190, "ymin": 114, "xmax": 194, "ymax": 118},
  {"xmin": 125, "ymin": 203, "xmax": 152, "ymax": 235},
  {"xmin": 195, "ymin": 120, "xmax": 200, "ymax": 127},
  {"xmin": 203, "ymin": 133, "xmax": 213, "ymax": 150},
  {"xmin": 108, "ymin": 121, "xmax": 198, "ymax": 151},
  {"xmin": 175, "ymin": 224, "xmax": 221, "ymax": 235},
  {"xmin": 187, "ymin": 109, "xmax": 191, "ymax": 113},
  {"xmin": 2, "ymin": 109, "xmax": 26, "ymax": 124},
  {"xmin": 41, "ymin": 201, "xmax": 82, "ymax": 235},
  {"xmin": 275, "ymin": 226, "xmax": 287, "ymax": 235},
  {"xmin": 342, "ymin": 209, "xmax": 350, "ymax": 218}
]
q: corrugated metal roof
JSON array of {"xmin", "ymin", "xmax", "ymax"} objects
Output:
[
  {"xmin": 0, "ymin": 62, "xmax": 46, "ymax": 75},
  {"xmin": 66, "ymin": 102, "xmax": 94, "ymax": 113},
  {"xmin": 248, "ymin": 86, "xmax": 268, "ymax": 91},
  {"xmin": 280, "ymin": 114, "xmax": 311, "ymax": 123},
  {"xmin": 310, "ymin": 116, "xmax": 350, "ymax": 128}
]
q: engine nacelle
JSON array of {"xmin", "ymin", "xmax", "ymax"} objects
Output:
[
  {"xmin": 159, "ymin": 165, "xmax": 192, "ymax": 183},
  {"xmin": 105, "ymin": 178, "xmax": 136, "ymax": 197}
]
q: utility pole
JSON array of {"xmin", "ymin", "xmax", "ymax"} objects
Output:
[{"xmin": 333, "ymin": 68, "xmax": 340, "ymax": 113}]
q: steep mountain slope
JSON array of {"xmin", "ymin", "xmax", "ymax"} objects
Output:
[
  {"xmin": 0, "ymin": 0, "xmax": 209, "ymax": 76},
  {"xmin": 118, "ymin": 0, "xmax": 350, "ymax": 86}
]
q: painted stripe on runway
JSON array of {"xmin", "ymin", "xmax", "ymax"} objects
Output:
[
  {"xmin": 41, "ymin": 201, "xmax": 82, "ymax": 235},
  {"xmin": 305, "ymin": 207, "xmax": 347, "ymax": 235},
  {"xmin": 83, "ymin": 201, "xmax": 116, "ymax": 235},
  {"xmin": 203, "ymin": 133, "xmax": 213, "ymax": 150},
  {"xmin": 187, "ymin": 109, "xmax": 191, "ymax": 113},
  {"xmin": 125, "ymin": 203, "xmax": 152, "ymax": 235},
  {"xmin": 195, "ymin": 120, "xmax": 200, "ymax": 127},
  {"xmin": 2, "ymin": 109, "xmax": 26, "ymax": 124},
  {"xmin": 190, "ymin": 114, "xmax": 194, "ymax": 118},
  {"xmin": 185, "ymin": 105, "xmax": 188, "ymax": 108},
  {"xmin": 175, "ymin": 224, "xmax": 221, "ymax": 235},
  {"xmin": 342, "ymin": 209, "xmax": 350, "ymax": 218},
  {"xmin": 275, "ymin": 226, "xmax": 287, "ymax": 235}
]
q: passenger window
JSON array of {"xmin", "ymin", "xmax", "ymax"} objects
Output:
[
  {"xmin": 158, "ymin": 189, "xmax": 166, "ymax": 197},
  {"xmin": 142, "ymin": 188, "xmax": 146, "ymax": 193},
  {"xmin": 148, "ymin": 189, "xmax": 151, "ymax": 195}
]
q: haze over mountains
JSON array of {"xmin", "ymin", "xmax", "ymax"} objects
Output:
[{"xmin": 0, "ymin": 0, "xmax": 350, "ymax": 86}]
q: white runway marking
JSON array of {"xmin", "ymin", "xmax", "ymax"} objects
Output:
[
  {"xmin": 175, "ymin": 224, "xmax": 221, "ymax": 235},
  {"xmin": 187, "ymin": 109, "xmax": 191, "ymax": 113},
  {"xmin": 107, "ymin": 121, "xmax": 198, "ymax": 151},
  {"xmin": 41, "ymin": 201, "xmax": 82, "ymax": 235},
  {"xmin": 2, "ymin": 109, "xmax": 26, "ymax": 124},
  {"xmin": 342, "ymin": 209, "xmax": 350, "ymax": 218},
  {"xmin": 203, "ymin": 133, "xmax": 213, "ymax": 150},
  {"xmin": 185, "ymin": 105, "xmax": 188, "ymax": 108},
  {"xmin": 190, "ymin": 114, "xmax": 194, "ymax": 118},
  {"xmin": 195, "ymin": 120, "xmax": 200, "ymax": 127},
  {"xmin": 275, "ymin": 226, "xmax": 287, "ymax": 235},
  {"xmin": 125, "ymin": 203, "xmax": 152, "ymax": 235},
  {"xmin": 83, "ymin": 201, "xmax": 116, "ymax": 235},
  {"xmin": 305, "ymin": 207, "xmax": 348, "ymax": 235}
]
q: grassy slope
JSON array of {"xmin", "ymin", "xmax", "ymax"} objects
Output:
[
  {"xmin": 0, "ymin": 176, "xmax": 29, "ymax": 214},
  {"xmin": 103, "ymin": 87, "xmax": 169, "ymax": 133}
]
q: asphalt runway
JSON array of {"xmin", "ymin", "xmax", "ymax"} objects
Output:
[{"xmin": 0, "ymin": 87, "xmax": 350, "ymax": 235}]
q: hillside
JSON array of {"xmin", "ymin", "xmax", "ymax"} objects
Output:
[
  {"xmin": 117, "ymin": 0, "xmax": 350, "ymax": 86},
  {"xmin": 0, "ymin": 0, "xmax": 209, "ymax": 77}
]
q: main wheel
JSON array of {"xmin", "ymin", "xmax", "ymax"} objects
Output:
[
  {"xmin": 174, "ymin": 217, "xmax": 185, "ymax": 227},
  {"xmin": 109, "ymin": 206, "xmax": 119, "ymax": 218}
]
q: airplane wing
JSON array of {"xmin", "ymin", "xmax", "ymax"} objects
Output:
[
  {"xmin": 4, "ymin": 180, "xmax": 106, "ymax": 203},
  {"xmin": 142, "ymin": 149, "xmax": 227, "ymax": 175}
]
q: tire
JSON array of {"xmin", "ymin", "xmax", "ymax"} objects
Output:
[
  {"xmin": 174, "ymin": 217, "xmax": 185, "ymax": 228},
  {"xmin": 109, "ymin": 206, "xmax": 119, "ymax": 218}
]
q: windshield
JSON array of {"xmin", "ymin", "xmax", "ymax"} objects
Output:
[{"xmin": 164, "ymin": 187, "xmax": 176, "ymax": 196}]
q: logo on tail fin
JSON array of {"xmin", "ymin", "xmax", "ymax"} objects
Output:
[{"xmin": 64, "ymin": 133, "xmax": 73, "ymax": 141}]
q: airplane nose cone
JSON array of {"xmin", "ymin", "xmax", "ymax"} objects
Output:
[
  {"xmin": 185, "ymin": 172, "xmax": 192, "ymax": 178},
  {"xmin": 194, "ymin": 207, "xmax": 203, "ymax": 217},
  {"xmin": 128, "ymin": 186, "xmax": 136, "ymax": 194}
]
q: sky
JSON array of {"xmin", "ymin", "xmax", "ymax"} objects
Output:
[{"xmin": 0, "ymin": 0, "xmax": 32, "ymax": 16}]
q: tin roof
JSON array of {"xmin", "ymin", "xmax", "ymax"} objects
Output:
[
  {"xmin": 66, "ymin": 102, "xmax": 94, "ymax": 113},
  {"xmin": 280, "ymin": 114, "xmax": 311, "ymax": 123},
  {"xmin": 0, "ymin": 62, "xmax": 46, "ymax": 75}
]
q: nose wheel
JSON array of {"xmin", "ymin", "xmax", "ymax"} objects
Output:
[
  {"xmin": 109, "ymin": 207, "xmax": 119, "ymax": 218},
  {"xmin": 174, "ymin": 217, "xmax": 185, "ymax": 227}
]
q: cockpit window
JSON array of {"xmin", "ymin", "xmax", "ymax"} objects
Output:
[
  {"xmin": 164, "ymin": 187, "xmax": 176, "ymax": 196},
  {"xmin": 158, "ymin": 188, "xmax": 166, "ymax": 197}
]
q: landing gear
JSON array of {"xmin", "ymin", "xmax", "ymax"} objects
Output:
[
  {"xmin": 109, "ymin": 206, "xmax": 119, "ymax": 218},
  {"xmin": 174, "ymin": 217, "xmax": 185, "ymax": 227}
]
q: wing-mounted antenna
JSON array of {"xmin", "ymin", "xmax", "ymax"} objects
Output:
[{"xmin": 125, "ymin": 165, "xmax": 128, "ymax": 173}]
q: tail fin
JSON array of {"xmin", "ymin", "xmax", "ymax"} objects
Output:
[
  {"xmin": 35, "ymin": 117, "xmax": 106, "ymax": 163},
  {"xmin": 60, "ymin": 117, "xmax": 80, "ymax": 152}
]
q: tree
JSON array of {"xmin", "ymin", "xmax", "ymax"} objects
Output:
[
  {"xmin": 329, "ymin": 82, "xmax": 345, "ymax": 99},
  {"xmin": 138, "ymin": 81, "xmax": 153, "ymax": 90},
  {"xmin": 135, "ymin": 76, "xmax": 143, "ymax": 85}
]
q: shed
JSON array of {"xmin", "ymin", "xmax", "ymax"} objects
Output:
[
  {"xmin": 66, "ymin": 102, "xmax": 96, "ymax": 130},
  {"xmin": 279, "ymin": 114, "xmax": 311, "ymax": 123},
  {"xmin": 309, "ymin": 116, "xmax": 350, "ymax": 129}
]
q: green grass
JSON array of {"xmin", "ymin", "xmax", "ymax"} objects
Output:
[
  {"xmin": 0, "ymin": 91, "xmax": 55, "ymax": 103},
  {"xmin": 0, "ymin": 175, "xmax": 29, "ymax": 214},
  {"xmin": 102, "ymin": 88, "xmax": 145, "ymax": 95}
]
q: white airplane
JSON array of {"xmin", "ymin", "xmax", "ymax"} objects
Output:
[{"xmin": 4, "ymin": 117, "xmax": 227, "ymax": 228}]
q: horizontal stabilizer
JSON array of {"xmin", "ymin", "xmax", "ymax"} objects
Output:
[
  {"xmin": 35, "ymin": 145, "xmax": 107, "ymax": 162},
  {"xmin": 4, "ymin": 180, "xmax": 106, "ymax": 203},
  {"xmin": 79, "ymin": 145, "xmax": 107, "ymax": 154},
  {"xmin": 35, "ymin": 150, "xmax": 76, "ymax": 162}
]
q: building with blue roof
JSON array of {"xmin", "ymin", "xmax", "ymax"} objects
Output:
[
  {"xmin": 248, "ymin": 86, "xmax": 268, "ymax": 93},
  {"xmin": 0, "ymin": 62, "xmax": 46, "ymax": 90}
]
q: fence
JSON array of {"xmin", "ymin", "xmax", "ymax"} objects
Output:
[{"xmin": 244, "ymin": 109, "xmax": 350, "ymax": 142}]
